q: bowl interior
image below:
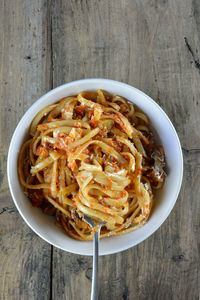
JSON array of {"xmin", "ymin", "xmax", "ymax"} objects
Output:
[{"xmin": 7, "ymin": 79, "xmax": 183, "ymax": 255}]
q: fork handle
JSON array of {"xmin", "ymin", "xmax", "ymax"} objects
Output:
[{"xmin": 91, "ymin": 229, "xmax": 100, "ymax": 300}]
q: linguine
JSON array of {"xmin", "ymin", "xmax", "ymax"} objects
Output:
[{"xmin": 18, "ymin": 90, "xmax": 166, "ymax": 240}]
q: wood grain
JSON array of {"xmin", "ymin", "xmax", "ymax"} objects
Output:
[
  {"xmin": 1, "ymin": 0, "xmax": 200, "ymax": 299},
  {"xmin": 0, "ymin": 0, "xmax": 52, "ymax": 299}
]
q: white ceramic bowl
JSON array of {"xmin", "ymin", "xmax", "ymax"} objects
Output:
[{"xmin": 7, "ymin": 79, "xmax": 183, "ymax": 256}]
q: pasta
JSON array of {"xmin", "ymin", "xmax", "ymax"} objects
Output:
[{"xmin": 18, "ymin": 90, "xmax": 166, "ymax": 240}]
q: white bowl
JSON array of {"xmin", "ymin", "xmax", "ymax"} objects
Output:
[{"xmin": 7, "ymin": 79, "xmax": 183, "ymax": 256}]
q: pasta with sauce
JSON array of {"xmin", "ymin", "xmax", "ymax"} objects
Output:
[{"xmin": 18, "ymin": 90, "xmax": 166, "ymax": 240}]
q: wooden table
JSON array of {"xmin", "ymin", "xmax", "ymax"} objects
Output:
[{"xmin": 0, "ymin": 0, "xmax": 199, "ymax": 299}]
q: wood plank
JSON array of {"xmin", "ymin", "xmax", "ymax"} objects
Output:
[
  {"xmin": 51, "ymin": 0, "xmax": 200, "ymax": 299},
  {"xmin": 0, "ymin": 0, "xmax": 52, "ymax": 299}
]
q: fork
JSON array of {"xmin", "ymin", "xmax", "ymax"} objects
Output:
[
  {"xmin": 75, "ymin": 210, "xmax": 104, "ymax": 300},
  {"xmin": 84, "ymin": 215, "xmax": 104, "ymax": 300}
]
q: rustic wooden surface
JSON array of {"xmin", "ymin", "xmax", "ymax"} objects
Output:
[{"xmin": 0, "ymin": 0, "xmax": 199, "ymax": 299}]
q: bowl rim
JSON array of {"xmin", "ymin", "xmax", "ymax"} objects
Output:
[{"xmin": 7, "ymin": 78, "xmax": 183, "ymax": 255}]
